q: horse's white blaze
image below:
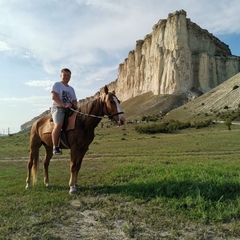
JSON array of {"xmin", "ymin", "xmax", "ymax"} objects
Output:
[{"xmin": 113, "ymin": 96, "xmax": 125, "ymax": 125}]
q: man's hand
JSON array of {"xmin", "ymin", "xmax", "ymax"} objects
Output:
[{"xmin": 65, "ymin": 103, "xmax": 73, "ymax": 108}]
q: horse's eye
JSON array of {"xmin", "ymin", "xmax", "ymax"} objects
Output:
[{"xmin": 110, "ymin": 100, "xmax": 114, "ymax": 104}]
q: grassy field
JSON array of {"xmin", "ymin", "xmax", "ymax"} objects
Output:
[{"xmin": 1, "ymin": 121, "xmax": 240, "ymax": 239}]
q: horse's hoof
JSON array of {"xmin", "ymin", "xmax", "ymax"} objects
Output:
[
  {"xmin": 69, "ymin": 189, "xmax": 78, "ymax": 194},
  {"xmin": 69, "ymin": 191, "xmax": 78, "ymax": 195},
  {"xmin": 69, "ymin": 186, "xmax": 78, "ymax": 195},
  {"xmin": 45, "ymin": 183, "xmax": 52, "ymax": 188},
  {"xmin": 25, "ymin": 184, "xmax": 31, "ymax": 189}
]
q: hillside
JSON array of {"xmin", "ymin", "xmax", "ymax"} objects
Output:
[
  {"xmin": 120, "ymin": 92, "xmax": 187, "ymax": 120},
  {"xmin": 163, "ymin": 72, "xmax": 240, "ymax": 122},
  {"xmin": 121, "ymin": 72, "xmax": 240, "ymax": 123}
]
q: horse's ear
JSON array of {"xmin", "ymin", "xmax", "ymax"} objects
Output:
[{"xmin": 104, "ymin": 85, "xmax": 108, "ymax": 94}]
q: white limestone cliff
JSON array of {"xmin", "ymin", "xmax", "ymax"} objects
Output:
[{"xmin": 105, "ymin": 10, "xmax": 240, "ymax": 101}]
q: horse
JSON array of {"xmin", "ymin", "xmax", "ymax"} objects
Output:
[{"xmin": 25, "ymin": 86, "xmax": 125, "ymax": 194}]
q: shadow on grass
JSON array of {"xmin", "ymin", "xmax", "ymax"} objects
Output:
[{"xmin": 80, "ymin": 180, "xmax": 240, "ymax": 202}]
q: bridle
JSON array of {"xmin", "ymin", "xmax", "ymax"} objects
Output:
[
  {"xmin": 69, "ymin": 92, "xmax": 124, "ymax": 120},
  {"xmin": 102, "ymin": 93, "xmax": 124, "ymax": 121}
]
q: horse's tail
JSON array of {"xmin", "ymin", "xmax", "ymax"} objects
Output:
[
  {"xmin": 29, "ymin": 120, "xmax": 41, "ymax": 186},
  {"xmin": 32, "ymin": 151, "xmax": 39, "ymax": 185}
]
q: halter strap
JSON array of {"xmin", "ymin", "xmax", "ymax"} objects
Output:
[
  {"xmin": 108, "ymin": 111, "xmax": 124, "ymax": 118},
  {"xmin": 102, "ymin": 94, "xmax": 124, "ymax": 120}
]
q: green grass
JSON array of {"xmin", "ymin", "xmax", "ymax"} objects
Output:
[{"xmin": 1, "ymin": 122, "xmax": 240, "ymax": 239}]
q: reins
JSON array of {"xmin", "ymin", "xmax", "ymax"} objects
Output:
[
  {"xmin": 69, "ymin": 93, "xmax": 124, "ymax": 120},
  {"xmin": 69, "ymin": 107, "xmax": 124, "ymax": 119},
  {"xmin": 69, "ymin": 107, "xmax": 105, "ymax": 119}
]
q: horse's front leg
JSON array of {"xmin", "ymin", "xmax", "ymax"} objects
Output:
[
  {"xmin": 69, "ymin": 147, "xmax": 87, "ymax": 194},
  {"xmin": 43, "ymin": 145, "xmax": 53, "ymax": 187},
  {"xmin": 69, "ymin": 160, "xmax": 78, "ymax": 194}
]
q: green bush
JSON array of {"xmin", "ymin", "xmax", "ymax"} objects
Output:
[
  {"xmin": 135, "ymin": 123, "xmax": 170, "ymax": 134},
  {"xmin": 232, "ymin": 85, "xmax": 239, "ymax": 90},
  {"xmin": 216, "ymin": 109, "xmax": 240, "ymax": 121},
  {"xmin": 141, "ymin": 115, "xmax": 159, "ymax": 122},
  {"xmin": 135, "ymin": 120, "xmax": 212, "ymax": 134},
  {"xmin": 135, "ymin": 120, "xmax": 191, "ymax": 134},
  {"xmin": 224, "ymin": 118, "xmax": 232, "ymax": 130}
]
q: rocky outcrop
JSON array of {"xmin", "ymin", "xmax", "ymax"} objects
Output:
[
  {"xmin": 20, "ymin": 110, "xmax": 50, "ymax": 132},
  {"xmin": 99, "ymin": 10, "xmax": 240, "ymax": 101}
]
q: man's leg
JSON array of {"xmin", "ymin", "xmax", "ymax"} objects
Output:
[
  {"xmin": 52, "ymin": 122, "xmax": 63, "ymax": 154},
  {"xmin": 52, "ymin": 122, "xmax": 63, "ymax": 147},
  {"xmin": 51, "ymin": 107, "xmax": 65, "ymax": 154}
]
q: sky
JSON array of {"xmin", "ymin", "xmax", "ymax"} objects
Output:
[{"xmin": 0, "ymin": 0, "xmax": 240, "ymax": 134}]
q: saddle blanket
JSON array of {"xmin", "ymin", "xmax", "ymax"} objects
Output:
[{"xmin": 42, "ymin": 112, "xmax": 77, "ymax": 134}]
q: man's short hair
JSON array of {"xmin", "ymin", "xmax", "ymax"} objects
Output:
[{"xmin": 61, "ymin": 68, "xmax": 71, "ymax": 74}]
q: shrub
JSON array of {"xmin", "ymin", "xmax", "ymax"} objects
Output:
[
  {"xmin": 141, "ymin": 115, "xmax": 159, "ymax": 122},
  {"xmin": 135, "ymin": 120, "xmax": 191, "ymax": 134},
  {"xmin": 216, "ymin": 109, "xmax": 240, "ymax": 121},
  {"xmin": 192, "ymin": 119, "xmax": 213, "ymax": 129},
  {"xmin": 135, "ymin": 123, "xmax": 170, "ymax": 134},
  {"xmin": 224, "ymin": 118, "xmax": 232, "ymax": 130}
]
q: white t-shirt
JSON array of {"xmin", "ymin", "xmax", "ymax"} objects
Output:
[{"xmin": 51, "ymin": 82, "xmax": 77, "ymax": 108}]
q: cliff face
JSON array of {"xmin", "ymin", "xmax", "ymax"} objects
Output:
[{"xmin": 103, "ymin": 10, "xmax": 240, "ymax": 101}]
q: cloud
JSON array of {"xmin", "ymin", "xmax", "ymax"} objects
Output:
[
  {"xmin": 0, "ymin": 41, "xmax": 11, "ymax": 51},
  {"xmin": 0, "ymin": 95, "xmax": 49, "ymax": 103},
  {"xmin": 1, "ymin": 0, "xmax": 240, "ymax": 75},
  {"xmin": 25, "ymin": 80, "xmax": 54, "ymax": 87},
  {"xmin": 25, "ymin": 80, "xmax": 54, "ymax": 91}
]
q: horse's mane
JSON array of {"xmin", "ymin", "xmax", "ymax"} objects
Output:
[
  {"xmin": 79, "ymin": 97, "xmax": 101, "ymax": 114},
  {"xmin": 76, "ymin": 97, "xmax": 103, "ymax": 126}
]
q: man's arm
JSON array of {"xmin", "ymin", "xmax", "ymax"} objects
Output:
[{"xmin": 51, "ymin": 91, "xmax": 66, "ymax": 107}]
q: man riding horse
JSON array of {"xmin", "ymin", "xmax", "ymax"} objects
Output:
[
  {"xmin": 26, "ymin": 75, "xmax": 126, "ymax": 194},
  {"xmin": 51, "ymin": 68, "xmax": 78, "ymax": 155}
]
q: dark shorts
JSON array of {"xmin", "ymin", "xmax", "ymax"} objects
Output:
[{"xmin": 51, "ymin": 107, "xmax": 67, "ymax": 123}]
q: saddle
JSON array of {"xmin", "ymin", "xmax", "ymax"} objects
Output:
[{"xmin": 43, "ymin": 111, "xmax": 78, "ymax": 148}]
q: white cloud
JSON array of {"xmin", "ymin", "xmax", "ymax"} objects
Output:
[
  {"xmin": 25, "ymin": 80, "xmax": 54, "ymax": 87},
  {"xmin": 0, "ymin": 95, "xmax": 49, "ymax": 103},
  {"xmin": 25, "ymin": 80, "xmax": 54, "ymax": 92},
  {"xmin": 0, "ymin": 41, "xmax": 11, "ymax": 51},
  {"xmin": 1, "ymin": 0, "xmax": 239, "ymax": 70}
]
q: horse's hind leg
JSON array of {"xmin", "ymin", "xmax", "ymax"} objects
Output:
[
  {"xmin": 26, "ymin": 143, "xmax": 41, "ymax": 189},
  {"xmin": 26, "ymin": 150, "xmax": 37, "ymax": 189},
  {"xmin": 42, "ymin": 144, "xmax": 53, "ymax": 187}
]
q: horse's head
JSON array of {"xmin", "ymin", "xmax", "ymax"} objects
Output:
[{"xmin": 102, "ymin": 85, "xmax": 125, "ymax": 126}]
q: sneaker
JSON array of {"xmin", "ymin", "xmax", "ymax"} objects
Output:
[{"xmin": 53, "ymin": 146, "xmax": 62, "ymax": 155}]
